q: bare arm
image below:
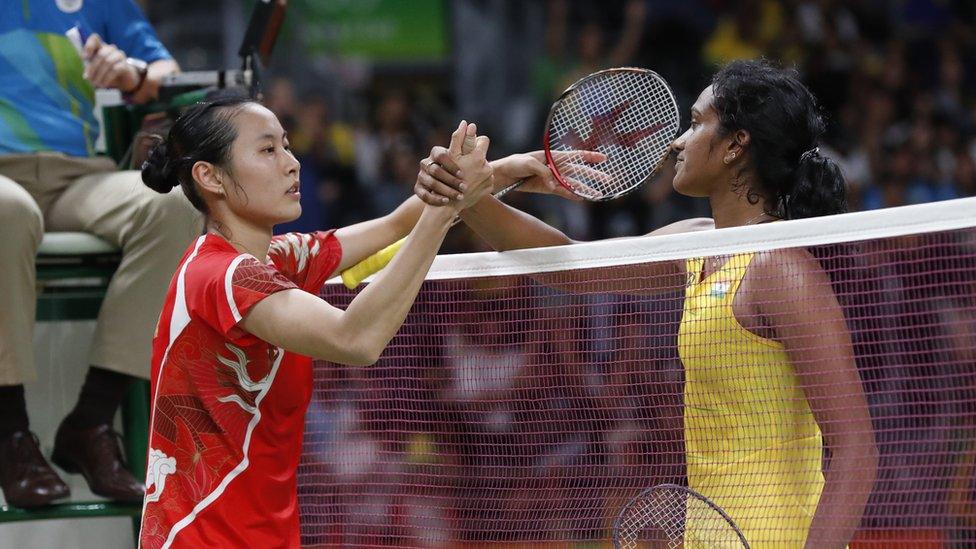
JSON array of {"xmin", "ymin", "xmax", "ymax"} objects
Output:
[
  {"xmin": 332, "ymin": 195, "xmax": 432, "ymax": 274},
  {"xmin": 461, "ymin": 192, "xmax": 711, "ymax": 294},
  {"xmin": 241, "ymin": 205, "xmax": 457, "ymax": 365},
  {"xmin": 331, "ymin": 123, "xmax": 476, "ymax": 274},
  {"xmin": 755, "ymin": 250, "xmax": 878, "ymax": 548},
  {"xmin": 421, "ymin": 149, "xmax": 711, "ymax": 292},
  {"xmin": 460, "ymin": 194, "xmax": 576, "ymax": 251},
  {"xmin": 240, "ymin": 127, "xmax": 495, "ymax": 365}
]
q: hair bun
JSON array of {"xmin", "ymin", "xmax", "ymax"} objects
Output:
[{"xmin": 141, "ymin": 140, "xmax": 178, "ymax": 193}]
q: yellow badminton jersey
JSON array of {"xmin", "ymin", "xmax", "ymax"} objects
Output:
[{"xmin": 678, "ymin": 253, "xmax": 825, "ymax": 547}]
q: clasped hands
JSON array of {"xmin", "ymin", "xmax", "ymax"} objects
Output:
[{"xmin": 414, "ymin": 126, "xmax": 609, "ymax": 208}]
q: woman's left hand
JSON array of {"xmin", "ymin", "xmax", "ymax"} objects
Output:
[
  {"xmin": 414, "ymin": 145, "xmax": 465, "ymax": 206},
  {"xmin": 416, "ymin": 149, "xmax": 607, "ymax": 205}
]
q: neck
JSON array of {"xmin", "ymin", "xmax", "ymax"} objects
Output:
[
  {"xmin": 708, "ymin": 187, "xmax": 773, "ymax": 229},
  {"xmin": 208, "ymin": 217, "xmax": 273, "ymax": 263}
]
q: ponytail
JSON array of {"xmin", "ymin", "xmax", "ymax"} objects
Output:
[{"xmin": 784, "ymin": 147, "xmax": 847, "ymax": 220}]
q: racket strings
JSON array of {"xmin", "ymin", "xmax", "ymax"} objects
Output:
[
  {"xmin": 616, "ymin": 487, "xmax": 747, "ymax": 549},
  {"xmin": 548, "ymin": 70, "xmax": 679, "ymax": 199}
]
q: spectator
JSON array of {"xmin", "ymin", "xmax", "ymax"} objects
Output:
[{"xmin": 0, "ymin": 0, "xmax": 199, "ymax": 507}]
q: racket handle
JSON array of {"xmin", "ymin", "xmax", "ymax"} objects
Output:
[{"xmin": 340, "ymin": 237, "xmax": 406, "ymax": 289}]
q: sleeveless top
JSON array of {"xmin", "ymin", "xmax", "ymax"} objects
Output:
[{"xmin": 677, "ymin": 252, "xmax": 825, "ymax": 546}]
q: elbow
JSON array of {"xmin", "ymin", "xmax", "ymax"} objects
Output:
[
  {"xmin": 341, "ymin": 337, "xmax": 384, "ymax": 367},
  {"xmin": 829, "ymin": 431, "xmax": 879, "ymax": 479},
  {"xmin": 337, "ymin": 345, "xmax": 380, "ymax": 367},
  {"xmin": 353, "ymin": 349, "xmax": 382, "ymax": 367},
  {"xmin": 327, "ymin": 319, "xmax": 389, "ymax": 366}
]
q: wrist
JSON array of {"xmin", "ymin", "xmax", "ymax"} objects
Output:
[
  {"xmin": 488, "ymin": 158, "xmax": 511, "ymax": 191},
  {"xmin": 122, "ymin": 58, "xmax": 149, "ymax": 99},
  {"xmin": 422, "ymin": 203, "xmax": 459, "ymax": 225}
]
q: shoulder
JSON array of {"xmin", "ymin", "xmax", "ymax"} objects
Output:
[
  {"xmin": 645, "ymin": 217, "xmax": 715, "ymax": 237},
  {"xmin": 749, "ymin": 247, "xmax": 821, "ymax": 276},
  {"xmin": 183, "ymin": 238, "xmax": 253, "ymax": 286},
  {"xmin": 746, "ymin": 247, "xmax": 832, "ymax": 299}
]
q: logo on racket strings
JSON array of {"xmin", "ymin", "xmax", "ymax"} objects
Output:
[{"xmin": 562, "ymin": 100, "xmax": 669, "ymax": 151}]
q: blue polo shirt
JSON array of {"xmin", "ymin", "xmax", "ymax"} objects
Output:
[{"xmin": 0, "ymin": 0, "xmax": 171, "ymax": 157}]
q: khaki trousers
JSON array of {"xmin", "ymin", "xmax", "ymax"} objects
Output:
[{"xmin": 0, "ymin": 152, "xmax": 202, "ymax": 384}]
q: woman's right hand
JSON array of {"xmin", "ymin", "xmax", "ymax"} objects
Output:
[
  {"xmin": 417, "ymin": 121, "xmax": 493, "ymax": 211},
  {"xmin": 452, "ymin": 122, "xmax": 494, "ymax": 210}
]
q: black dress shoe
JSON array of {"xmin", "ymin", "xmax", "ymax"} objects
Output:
[
  {"xmin": 52, "ymin": 423, "xmax": 144, "ymax": 503},
  {"xmin": 0, "ymin": 430, "xmax": 70, "ymax": 508}
]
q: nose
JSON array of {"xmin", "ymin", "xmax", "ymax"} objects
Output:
[
  {"xmin": 285, "ymin": 149, "xmax": 300, "ymax": 177},
  {"xmin": 671, "ymin": 128, "xmax": 689, "ymax": 153}
]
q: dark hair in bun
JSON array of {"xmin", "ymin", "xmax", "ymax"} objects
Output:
[
  {"xmin": 711, "ymin": 59, "xmax": 847, "ymax": 219},
  {"xmin": 141, "ymin": 140, "xmax": 177, "ymax": 192},
  {"xmin": 141, "ymin": 92, "xmax": 255, "ymax": 214}
]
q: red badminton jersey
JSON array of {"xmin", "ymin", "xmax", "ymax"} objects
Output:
[{"xmin": 140, "ymin": 231, "xmax": 342, "ymax": 549}]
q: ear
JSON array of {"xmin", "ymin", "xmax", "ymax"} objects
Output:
[
  {"xmin": 724, "ymin": 129, "xmax": 751, "ymax": 165},
  {"xmin": 191, "ymin": 161, "xmax": 225, "ymax": 197}
]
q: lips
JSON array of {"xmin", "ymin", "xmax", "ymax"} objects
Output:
[{"xmin": 286, "ymin": 182, "xmax": 300, "ymax": 194}]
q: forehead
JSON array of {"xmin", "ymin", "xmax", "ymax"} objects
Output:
[
  {"xmin": 233, "ymin": 103, "xmax": 283, "ymax": 135},
  {"xmin": 691, "ymin": 85, "xmax": 715, "ymax": 115}
]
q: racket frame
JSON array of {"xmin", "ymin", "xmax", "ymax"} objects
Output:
[
  {"xmin": 612, "ymin": 483, "xmax": 750, "ymax": 549},
  {"xmin": 542, "ymin": 67, "xmax": 680, "ymax": 202}
]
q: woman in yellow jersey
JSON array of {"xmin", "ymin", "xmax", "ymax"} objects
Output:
[{"xmin": 415, "ymin": 59, "xmax": 879, "ymax": 548}]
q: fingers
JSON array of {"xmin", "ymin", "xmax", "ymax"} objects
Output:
[
  {"xmin": 430, "ymin": 146, "xmax": 461, "ymax": 179},
  {"xmin": 462, "ymin": 123, "xmax": 477, "ymax": 155},
  {"xmin": 416, "ymin": 170, "xmax": 465, "ymax": 204},
  {"xmin": 522, "ymin": 155, "xmax": 555, "ymax": 185},
  {"xmin": 472, "ymin": 134, "xmax": 490, "ymax": 158},
  {"xmin": 419, "ymin": 157, "xmax": 465, "ymax": 195},
  {"xmin": 548, "ymin": 181, "xmax": 586, "ymax": 201},
  {"xmin": 577, "ymin": 150, "xmax": 608, "ymax": 164},
  {"xmin": 448, "ymin": 120, "xmax": 467, "ymax": 157},
  {"xmin": 413, "ymin": 182, "xmax": 446, "ymax": 207},
  {"xmin": 560, "ymin": 162, "xmax": 613, "ymax": 184},
  {"xmin": 83, "ymin": 33, "xmax": 103, "ymax": 59},
  {"xmin": 558, "ymin": 174, "xmax": 605, "ymax": 200},
  {"xmin": 88, "ymin": 47, "xmax": 126, "ymax": 86},
  {"xmin": 549, "ymin": 149, "xmax": 608, "ymax": 164}
]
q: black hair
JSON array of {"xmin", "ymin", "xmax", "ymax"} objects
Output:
[
  {"xmin": 711, "ymin": 59, "xmax": 847, "ymax": 220},
  {"xmin": 141, "ymin": 93, "xmax": 256, "ymax": 214}
]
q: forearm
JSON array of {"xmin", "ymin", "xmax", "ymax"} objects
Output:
[
  {"xmin": 332, "ymin": 196, "xmax": 433, "ymax": 273},
  {"xmin": 130, "ymin": 58, "xmax": 179, "ymax": 104},
  {"xmin": 386, "ymin": 196, "xmax": 429, "ymax": 238},
  {"xmin": 460, "ymin": 195, "xmax": 573, "ymax": 251},
  {"xmin": 339, "ymin": 206, "xmax": 455, "ymax": 362},
  {"xmin": 805, "ymin": 442, "xmax": 879, "ymax": 548}
]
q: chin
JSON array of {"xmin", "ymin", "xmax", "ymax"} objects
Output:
[
  {"xmin": 283, "ymin": 204, "xmax": 302, "ymax": 223},
  {"xmin": 672, "ymin": 175, "xmax": 705, "ymax": 198},
  {"xmin": 269, "ymin": 208, "xmax": 302, "ymax": 227},
  {"xmin": 671, "ymin": 174, "xmax": 691, "ymax": 196}
]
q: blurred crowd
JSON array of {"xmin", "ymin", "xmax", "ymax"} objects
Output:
[
  {"xmin": 298, "ymin": 232, "xmax": 976, "ymax": 545},
  {"xmin": 265, "ymin": 0, "xmax": 976, "ymax": 249}
]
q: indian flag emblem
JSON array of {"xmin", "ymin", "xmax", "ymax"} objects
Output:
[{"xmin": 709, "ymin": 281, "xmax": 731, "ymax": 298}]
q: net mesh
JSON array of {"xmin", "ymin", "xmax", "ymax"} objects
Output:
[
  {"xmin": 546, "ymin": 69, "xmax": 679, "ymax": 200},
  {"xmin": 300, "ymin": 202, "xmax": 976, "ymax": 548}
]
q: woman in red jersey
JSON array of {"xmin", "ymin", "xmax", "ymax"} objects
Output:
[{"xmin": 137, "ymin": 95, "xmax": 493, "ymax": 549}]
